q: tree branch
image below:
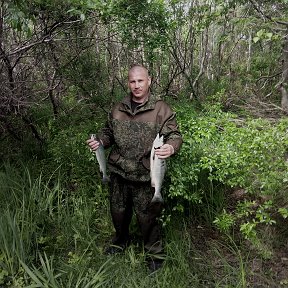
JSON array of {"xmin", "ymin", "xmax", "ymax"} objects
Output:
[{"xmin": 249, "ymin": 0, "xmax": 288, "ymax": 26}]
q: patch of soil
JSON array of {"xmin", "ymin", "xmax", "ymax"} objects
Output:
[{"xmin": 188, "ymin": 221, "xmax": 288, "ymax": 287}]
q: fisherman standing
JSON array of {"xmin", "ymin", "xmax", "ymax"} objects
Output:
[{"xmin": 86, "ymin": 64, "xmax": 182, "ymax": 272}]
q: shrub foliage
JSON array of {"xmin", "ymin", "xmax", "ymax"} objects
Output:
[{"xmin": 168, "ymin": 103, "xmax": 288, "ymax": 245}]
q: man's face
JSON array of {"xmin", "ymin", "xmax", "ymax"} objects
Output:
[{"xmin": 128, "ymin": 67, "xmax": 151, "ymax": 103}]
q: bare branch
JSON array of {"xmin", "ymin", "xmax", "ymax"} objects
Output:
[{"xmin": 249, "ymin": 0, "xmax": 288, "ymax": 26}]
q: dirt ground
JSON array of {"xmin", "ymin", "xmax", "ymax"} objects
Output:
[
  {"xmin": 188, "ymin": 221, "xmax": 288, "ymax": 287},
  {"xmin": 187, "ymin": 188, "xmax": 288, "ymax": 288}
]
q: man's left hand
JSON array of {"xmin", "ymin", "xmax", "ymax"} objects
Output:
[{"xmin": 155, "ymin": 144, "xmax": 174, "ymax": 159}]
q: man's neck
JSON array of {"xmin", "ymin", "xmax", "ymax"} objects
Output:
[{"xmin": 131, "ymin": 93, "xmax": 149, "ymax": 104}]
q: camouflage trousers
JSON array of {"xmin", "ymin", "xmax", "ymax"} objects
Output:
[{"xmin": 109, "ymin": 173, "xmax": 163, "ymax": 254}]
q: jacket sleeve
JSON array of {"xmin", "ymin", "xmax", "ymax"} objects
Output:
[
  {"xmin": 98, "ymin": 112, "xmax": 115, "ymax": 148},
  {"xmin": 160, "ymin": 105, "xmax": 183, "ymax": 154}
]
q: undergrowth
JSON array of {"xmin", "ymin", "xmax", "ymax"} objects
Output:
[
  {"xmin": 0, "ymin": 101, "xmax": 287, "ymax": 286},
  {"xmin": 168, "ymin": 103, "xmax": 288, "ymax": 256}
]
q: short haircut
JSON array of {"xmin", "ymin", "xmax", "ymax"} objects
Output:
[{"xmin": 128, "ymin": 64, "xmax": 150, "ymax": 77}]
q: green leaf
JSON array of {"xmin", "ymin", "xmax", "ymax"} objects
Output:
[
  {"xmin": 279, "ymin": 208, "xmax": 288, "ymax": 219},
  {"xmin": 256, "ymin": 29, "xmax": 265, "ymax": 37},
  {"xmin": 253, "ymin": 36, "xmax": 260, "ymax": 43},
  {"xmin": 266, "ymin": 32, "xmax": 273, "ymax": 39}
]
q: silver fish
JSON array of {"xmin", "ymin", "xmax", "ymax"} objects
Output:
[
  {"xmin": 90, "ymin": 134, "xmax": 109, "ymax": 183},
  {"xmin": 150, "ymin": 133, "xmax": 166, "ymax": 203}
]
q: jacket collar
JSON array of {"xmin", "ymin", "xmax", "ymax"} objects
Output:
[{"xmin": 120, "ymin": 92, "xmax": 161, "ymax": 114}]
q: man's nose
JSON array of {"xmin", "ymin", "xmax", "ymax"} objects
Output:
[{"xmin": 135, "ymin": 81, "xmax": 140, "ymax": 88}]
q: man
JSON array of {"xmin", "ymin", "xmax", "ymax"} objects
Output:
[{"xmin": 87, "ymin": 64, "xmax": 182, "ymax": 271}]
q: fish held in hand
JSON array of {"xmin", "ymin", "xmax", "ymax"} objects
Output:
[
  {"xmin": 90, "ymin": 134, "xmax": 109, "ymax": 183},
  {"xmin": 150, "ymin": 134, "xmax": 166, "ymax": 203}
]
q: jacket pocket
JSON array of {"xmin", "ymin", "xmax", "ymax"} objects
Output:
[
  {"xmin": 142, "ymin": 154, "xmax": 151, "ymax": 171},
  {"xmin": 109, "ymin": 150, "xmax": 120, "ymax": 164}
]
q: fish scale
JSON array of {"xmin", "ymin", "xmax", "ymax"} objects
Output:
[
  {"xmin": 150, "ymin": 134, "xmax": 166, "ymax": 203},
  {"xmin": 90, "ymin": 134, "xmax": 110, "ymax": 183}
]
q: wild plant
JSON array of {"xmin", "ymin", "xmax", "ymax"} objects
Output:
[{"xmin": 168, "ymin": 104, "xmax": 288, "ymax": 253}]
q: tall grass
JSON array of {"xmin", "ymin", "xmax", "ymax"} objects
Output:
[
  {"xmin": 0, "ymin": 162, "xmax": 273, "ymax": 287},
  {"xmin": 0, "ymin": 162, "xmax": 111, "ymax": 286}
]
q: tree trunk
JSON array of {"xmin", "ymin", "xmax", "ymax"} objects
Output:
[
  {"xmin": 280, "ymin": 27, "xmax": 288, "ymax": 113},
  {"xmin": 22, "ymin": 115, "xmax": 44, "ymax": 144}
]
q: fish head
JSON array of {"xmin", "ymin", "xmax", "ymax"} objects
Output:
[{"xmin": 153, "ymin": 133, "xmax": 164, "ymax": 149}]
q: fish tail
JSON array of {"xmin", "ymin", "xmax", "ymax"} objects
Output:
[
  {"xmin": 151, "ymin": 194, "xmax": 164, "ymax": 203},
  {"xmin": 102, "ymin": 176, "xmax": 110, "ymax": 183}
]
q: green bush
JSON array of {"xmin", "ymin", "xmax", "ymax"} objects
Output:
[
  {"xmin": 43, "ymin": 105, "xmax": 107, "ymax": 189},
  {"xmin": 168, "ymin": 103, "xmax": 288, "ymax": 246}
]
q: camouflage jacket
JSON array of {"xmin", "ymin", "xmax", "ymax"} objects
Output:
[{"xmin": 99, "ymin": 93, "xmax": 182, "ymax": 182}]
